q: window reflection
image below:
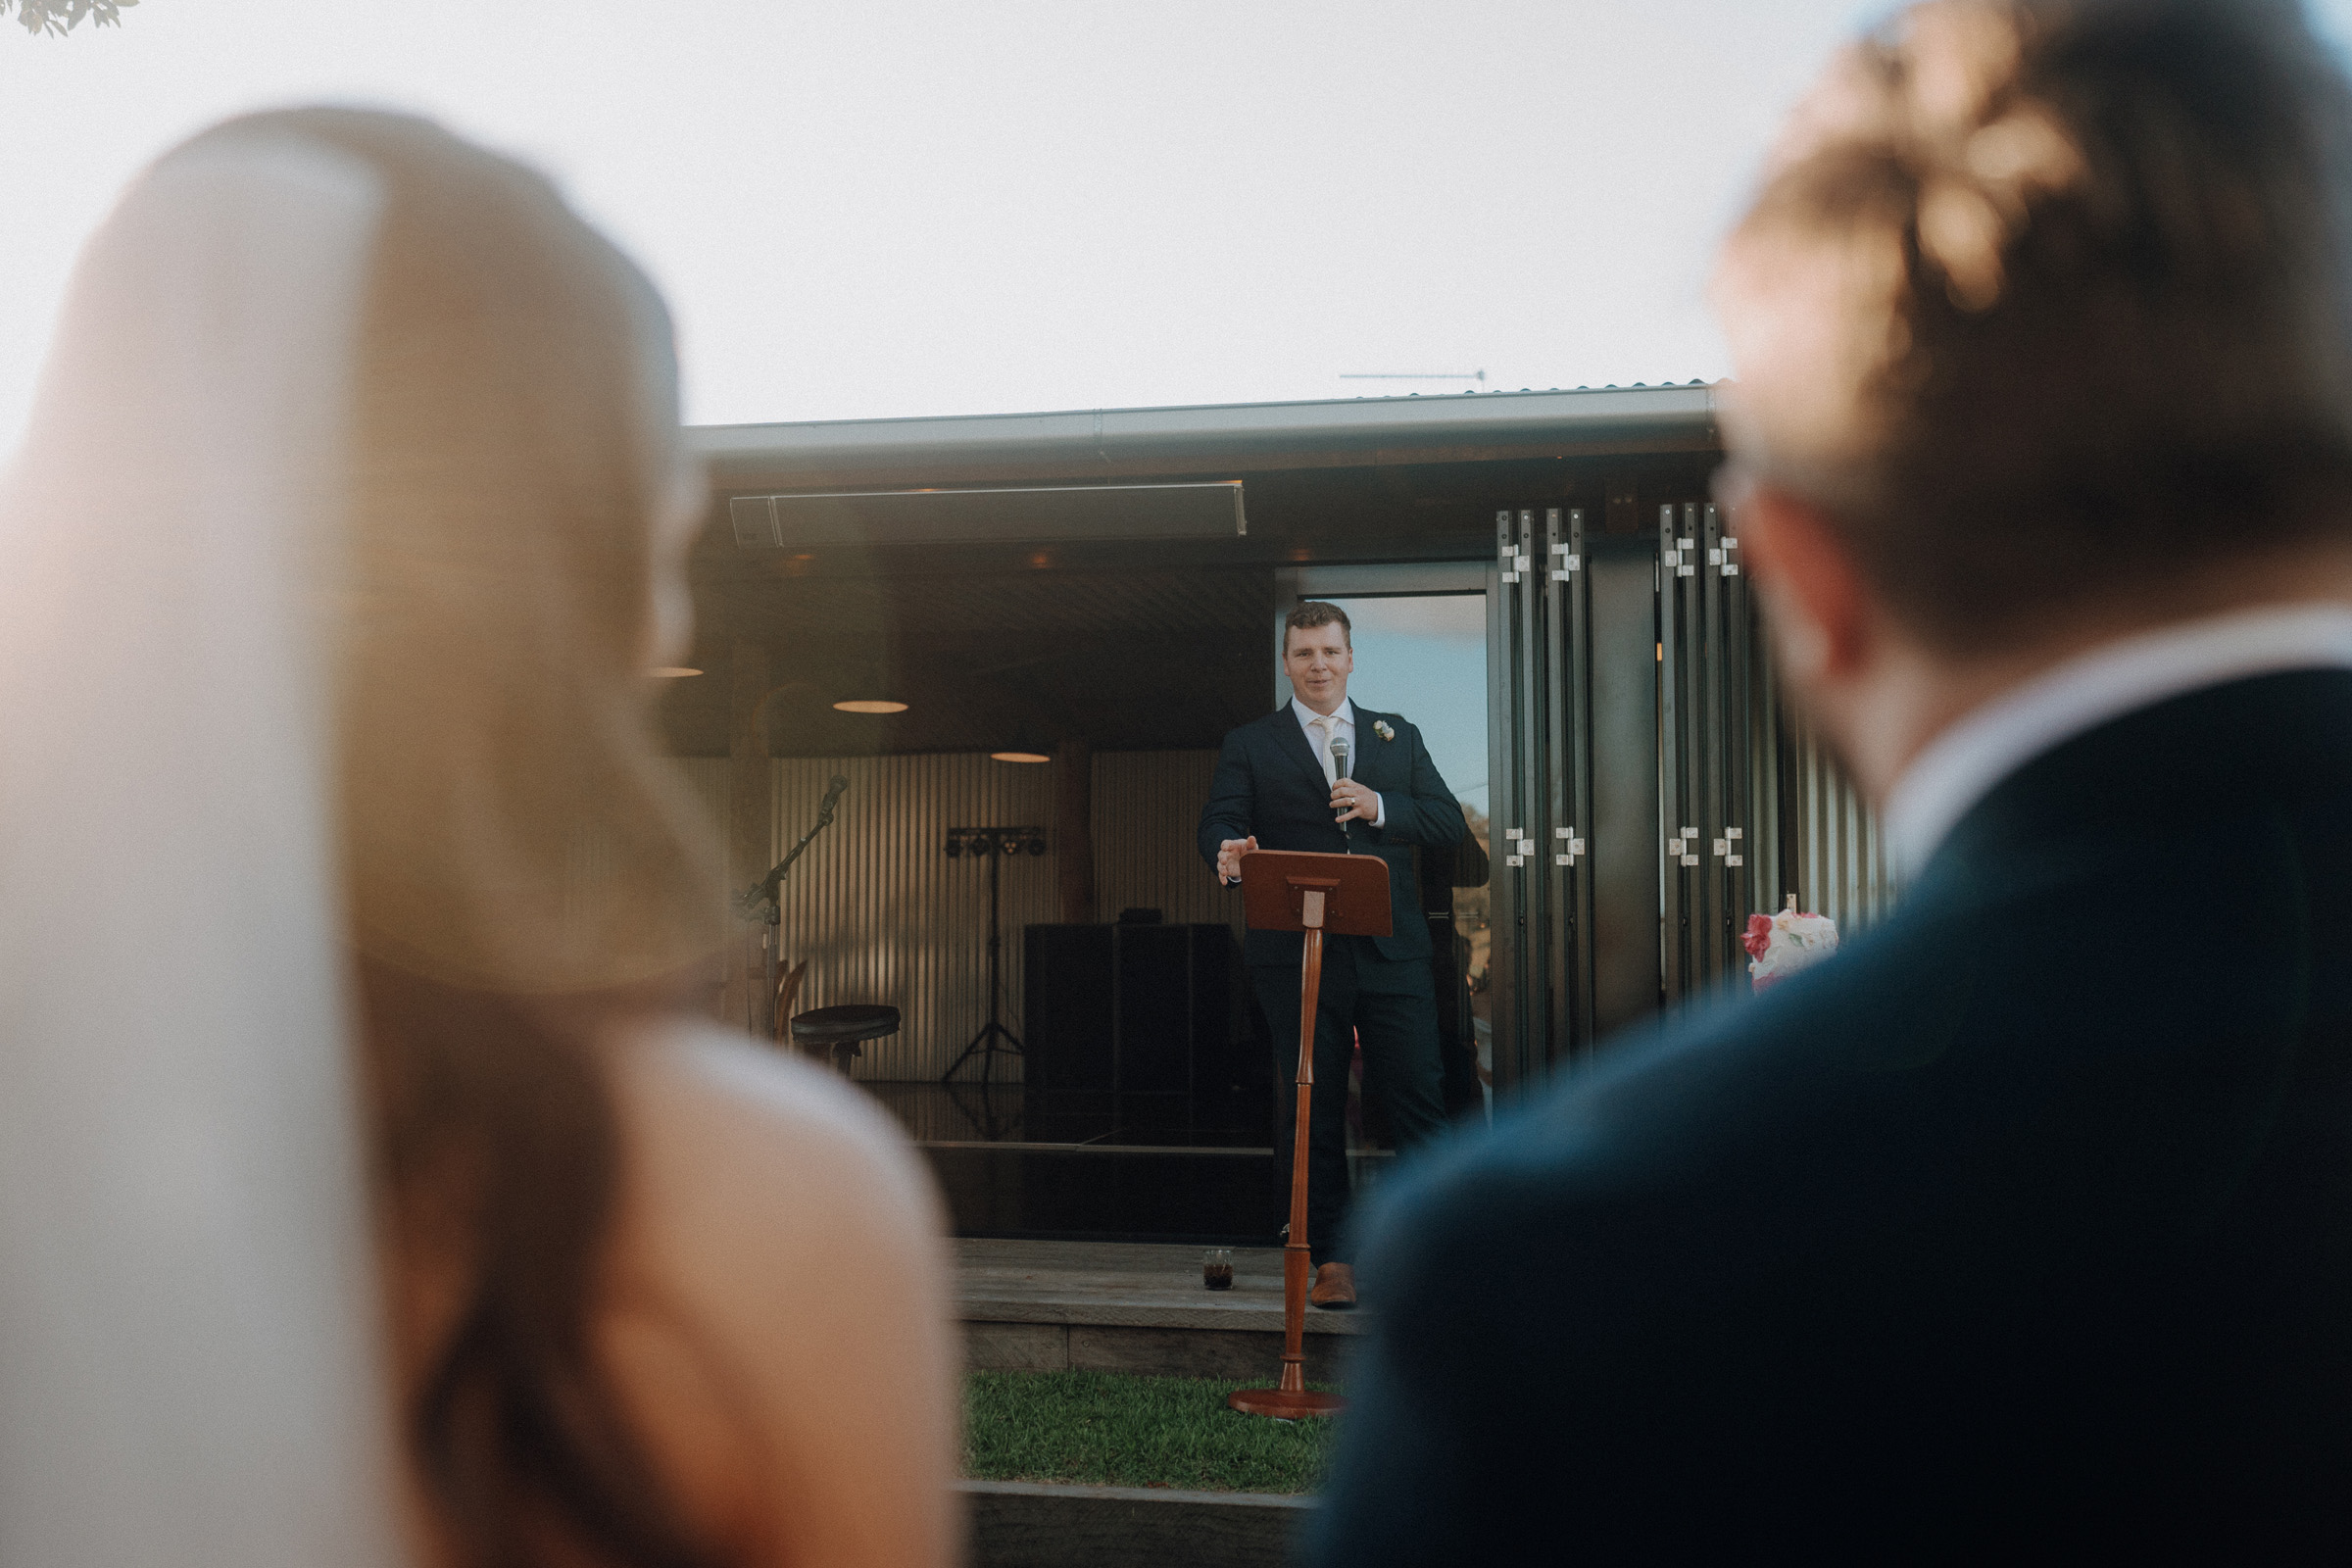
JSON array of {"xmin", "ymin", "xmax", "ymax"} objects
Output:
[{"xmin": 1313, "ymin": 594, "xmax": 1491, "ymax": 1125}]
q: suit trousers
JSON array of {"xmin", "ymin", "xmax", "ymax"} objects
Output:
[{"xmin": 1251, "ymin": 935, "xmax": 1447, "ymax": 1264}]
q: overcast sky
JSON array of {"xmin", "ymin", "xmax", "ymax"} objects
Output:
[{"xmin": 7, "ymin": 0, "xmax": 2352, "ymax": 450}]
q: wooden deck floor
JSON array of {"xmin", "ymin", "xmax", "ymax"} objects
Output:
[
  {"xmin": 958, "ymin": 1238, "xmax": 1362, "ymax": 1335},
  {"xmin": 957, "ymin": 1238, "xmax": 1360, "ymax": 1381}
]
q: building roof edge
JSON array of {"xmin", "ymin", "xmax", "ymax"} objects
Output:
[{"xmin": 687, "ymin": 383, "xmax": 1724, "ymax": 489}]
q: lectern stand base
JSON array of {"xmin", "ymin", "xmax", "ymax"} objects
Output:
[
  {"xmin": 1226, "ymin": 1387, "xmax": 1346, "ymax": 1421},
  {"xmin": 1228, "ymin": 849, "xmax": 1385, "ymax": 1426}
]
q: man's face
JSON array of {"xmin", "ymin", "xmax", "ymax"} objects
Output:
[{"xmin": 1285, "ymin": 621, "xmax": 1353, "ymax": 713}]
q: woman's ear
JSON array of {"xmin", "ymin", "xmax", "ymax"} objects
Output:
[{"xmin": 1738, "ymin": 482, "xmax": 1875, "ymax": 691}]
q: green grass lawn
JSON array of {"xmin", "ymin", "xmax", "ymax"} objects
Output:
[{"xmin": 963, "ymin": 1370, "xmax": 1345, "ymax": 1494}]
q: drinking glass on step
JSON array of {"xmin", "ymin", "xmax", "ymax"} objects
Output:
[{"xmin": 1203, "ymin": 1249, "xmax": 1234, "ymax": 1290}]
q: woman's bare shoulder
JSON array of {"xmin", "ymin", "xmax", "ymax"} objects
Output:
[
  {"xmin": 603, "ymin": 1018, "xmax": 947, "ymax": 1268},
  {"xmin": 598, "ymin": 1018, "xmax": 959, "ymax": 1568}
]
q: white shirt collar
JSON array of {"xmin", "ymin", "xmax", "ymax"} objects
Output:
[
  {"xmin": 1884, "ymin": 603, "xmax": 2352, "ymax": 874},
  {"xmin": 1292, "ymin": 696, "xmax": 1354, "ymax": 734}
]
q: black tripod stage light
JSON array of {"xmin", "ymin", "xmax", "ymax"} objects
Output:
[{"xmin": 940, "ymin": 825, "xmax": 1049, "ymax": 1085}]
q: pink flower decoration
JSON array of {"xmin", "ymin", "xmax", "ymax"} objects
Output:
[{"xmin": 1742, "ymin": 913, "xmax": 1774, "ymax": 960}]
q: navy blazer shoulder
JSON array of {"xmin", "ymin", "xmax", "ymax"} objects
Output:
[
  {"xmin": 1311, "ymin": 669, "xmax": 2352, "ymax": 1562},
  {"xmin": 1197, "ymin": 703, "xmax": 1464, "ymax": 966}
]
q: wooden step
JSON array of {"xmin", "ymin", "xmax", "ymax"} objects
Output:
[
  {"xmin": 959, "ymin": 1480, "xmax": 1312, "ymax": 1568},
  {"xmin": 958, "ymin": 1239, "xmax": 1361, "ymax": 1382}
]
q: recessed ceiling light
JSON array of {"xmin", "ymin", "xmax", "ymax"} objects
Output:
[
  {"xmin": 648, "ymin": 666, "xmax": 703, "ymax": 677},
  {"xmin": 833, "ymin": 699, "xmax": 908, "ymax": 713},
  {"xmin": 991, "ymin": 751, "xmax": 1051, "ymax": 763}
]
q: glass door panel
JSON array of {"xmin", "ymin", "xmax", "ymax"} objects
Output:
[
  {"xmin": 1319, "ymin": 593, "xmax": 1490, "ymax": 1119},
  {"xmin": 1276, "ymin": 568, "xmax": 1491, "ymax": 1124}
]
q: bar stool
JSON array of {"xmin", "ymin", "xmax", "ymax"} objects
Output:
[{"xmin": 789, "ymin": 1004, "xmax": 901, "ymax": 1074}]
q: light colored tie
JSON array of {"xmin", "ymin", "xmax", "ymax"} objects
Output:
[{"xmin": 1310, "ymin": 715, "xmax": 1337, "ymax": 786}]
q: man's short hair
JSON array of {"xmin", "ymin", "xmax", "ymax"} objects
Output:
[
  {"xmin": 1716, "ymin": 0, "xmax": 2352, "ymax": 651},
  {"xmin": 1286, "ymin": 601, "xmax": 1352, "ymax": 647}
]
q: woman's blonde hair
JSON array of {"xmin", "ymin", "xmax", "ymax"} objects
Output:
[
  {"xmin": 189, "ymin": 108, "xmax": 733, "ymax": 1568},
  {"xmin": 312, "ymin": 109, "xmax": 723, "ymax": 995}
]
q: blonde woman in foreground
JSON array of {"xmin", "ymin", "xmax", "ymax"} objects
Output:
[{"xmin": 0, "ymin": 108, "xmax": 956, "ymax": 1568}]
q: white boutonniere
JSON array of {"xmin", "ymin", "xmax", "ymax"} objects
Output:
[{"xmin": 1374, "ymin": 720, "xmax": 1396, "ymax": 742}]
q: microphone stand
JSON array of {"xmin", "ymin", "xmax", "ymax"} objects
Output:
[{"xmin": 737, "ymin": 775, "xmax": 850, "ymax": 1042}]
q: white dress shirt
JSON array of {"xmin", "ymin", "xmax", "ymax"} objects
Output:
[
  {"xmin": 1884, "ymin": 604, "xmax": 2352, "ymax": 874},
  {"xmin": 1293, "ymin": 695, "xmax": 1386, "ymax": 827}
]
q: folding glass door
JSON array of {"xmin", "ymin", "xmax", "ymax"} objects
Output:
[{"xmin": 1485, "ymin": 502, "xmax": 1899, "ymax": 1101}]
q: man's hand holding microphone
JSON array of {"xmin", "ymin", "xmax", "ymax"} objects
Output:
[
  {"xmin": 1219, "ymin": 745, "xmax": 1380, "ymax": 884},
  {"xmin": 1329, "ymin": 735, "xmax": 1379, "ymax": 825},
  {"xmin": 1329, "ymin": 779, "xmax": 1378, "ymax": 823}
]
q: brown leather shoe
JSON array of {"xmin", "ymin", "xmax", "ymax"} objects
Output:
[{"xmin": 1310, "ymin": 1261, "xmax": 1357, "ymax": 1310}]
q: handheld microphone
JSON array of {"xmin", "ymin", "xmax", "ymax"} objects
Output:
[{"xmin": 1329, "ymin": 735, "xmax": 1351, "ymax": 824}]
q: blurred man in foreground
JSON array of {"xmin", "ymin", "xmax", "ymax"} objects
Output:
[{"xmin": 1313, "ymin": 0, "xmax": 2352, "ymax": 1557}]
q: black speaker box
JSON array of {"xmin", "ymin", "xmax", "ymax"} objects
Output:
[{"xmin": 1022, "ymin": 922, "xmax": 1246, "ymax": 1099}]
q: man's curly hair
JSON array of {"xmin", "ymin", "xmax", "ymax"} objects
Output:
[{"xmin": 1717, "ymin": 0, "xmax": 2352, "ymax": 651}]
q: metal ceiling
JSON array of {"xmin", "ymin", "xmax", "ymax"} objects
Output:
[{"xmin": 659, "ymin": 563, "xmax": 1274, "ymax": 758}]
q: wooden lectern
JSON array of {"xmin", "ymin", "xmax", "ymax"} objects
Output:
[{"xmin": 1228, "ymin": 848, "xmax": 1391, "ymax": 1421}]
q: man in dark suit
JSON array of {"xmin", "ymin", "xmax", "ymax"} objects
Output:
[
  {"xmin": 1200, "ymin": 601, "xmax": 1464, "ymax": 1308},
  {"xmin": 1313, "ymin": 0, "xmax": 2352, "ymax": 1557}
]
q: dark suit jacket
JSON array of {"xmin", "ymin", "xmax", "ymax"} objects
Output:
[
  {"xmin": 1311, "ymin": 671, "xmax": 2352, "ymax": 1562},
  {"xmin": 1198, "ymin": 704, "xmax": 1464, "ymax": 968}
]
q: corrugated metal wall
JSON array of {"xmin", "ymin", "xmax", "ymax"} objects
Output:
[
  {"xmin": 761, "ymin": 755, "xmax": 1057, "ymax": 1080},
  {"xmin": 1089, "ymin": 749, "xmax": 1246, "ymax": 940},
  {"xmin": 1740, "ymin": 653, "xmax": 1897, "ymax": 936},
  {"xmin": 638, "ymin": 750, "xmax": 1235, "ymax": 1082},
  {"xmin": 1783, "ymin": 721, "xmax": 1899, "ymax": 933}
]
